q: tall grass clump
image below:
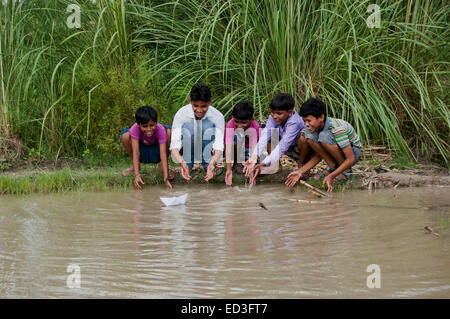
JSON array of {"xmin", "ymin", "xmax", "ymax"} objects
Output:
[
  {"xmin": 0, "ymin": 0, "xmax": 154, "ymax": 158},
  {"xmin": 0, "ymin": 0, "xmax": 448, "ymax": 165},
  {"xmin": 131, "ymin": 0, "xmax": 449, "ymax": 164}
]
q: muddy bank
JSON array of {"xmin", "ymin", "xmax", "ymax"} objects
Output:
[
  {"xmin": 175, "ymin": 167, "xmax": 450, "ymax": 189},
  {"xmin": 1, "ymin": 152, "xmax": 449, "ymax": 195},
  {"xmin": 365, "ymin": 172, "xmax": 450, "ymax": 188}
]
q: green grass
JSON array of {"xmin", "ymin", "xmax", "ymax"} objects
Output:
[
  {"xmin": 0, "ymin": 165, "xmax": 166, "ymax": 195},
  {"xmin": 388, "ymin": 155, "xmax": 420, "ymax": 170},
  {"xmin": 0, "ymin": 0, "xmax": 448, "ymax": 166},
  {"xmin": 299, "ymin": 176, "xmax": 354, "ymax": 193}
]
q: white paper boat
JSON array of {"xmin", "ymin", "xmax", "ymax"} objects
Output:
[{"xmin": 160, "ymin": 193, "xmax": 188, "ymax": 207}]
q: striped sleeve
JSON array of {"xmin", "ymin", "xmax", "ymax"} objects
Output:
[
  {"xmin": 333, "ymin": 128, "xmax": 351, "ymax": 148},
  {"xmin": 330, "ymin": 118, "xmax": 362, "ymax": 148}
]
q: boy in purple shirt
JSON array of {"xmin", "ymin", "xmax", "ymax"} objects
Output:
[
  {"xmin": 243, "ymin": 93, "xmax": 307, "ymax": 184},
  {"xmin": 224, "ymin": 101, "xmax": 260, "ymax": 186},
  {"xmin": 120, "ymin": 106, "xmax": 173, "ymax": 190}
]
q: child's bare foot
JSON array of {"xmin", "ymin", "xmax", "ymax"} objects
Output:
[
  {"xmin": 314, "ymin": 168, "xmax": 348, "ymax": 182},
  {"xmin": 122, "ymin": 167, "xmax": 134, "ymax": 177},
  {"xmin": 233, "ymin": 163, "xmax": 245, "ymax": 173}
]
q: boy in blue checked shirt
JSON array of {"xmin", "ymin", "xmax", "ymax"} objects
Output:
[{"xmin": 285, "ymin": 98, "xmax": 362, "ymax": 192}]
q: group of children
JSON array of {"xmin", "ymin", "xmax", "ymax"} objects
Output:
[{"xmin": 120, "ymin": 83, "xmax": 362, "ymax": 193}]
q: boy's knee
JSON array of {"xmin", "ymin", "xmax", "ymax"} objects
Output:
[
  {"xmin": 306, "ymin": 138, "xmax": 318, "ymax": 147},
  {"xmin": 297, "ymin": 135, "xmax": 306, "ymax": 146},
  {"xmin": 319, "ymin": 141, "xmax": 339, "ymax": 150}
]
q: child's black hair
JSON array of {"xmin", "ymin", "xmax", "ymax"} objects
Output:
[
  {"xmin": 190, "ymin": 83, "xmax": 212, "ymax": 102},
  {"xmin": 232, "ymin": 101, "xmax": 254, "ymax": 121},
  {"xmin": 269, "ymin": 93, "xmax": 295, "ymax": 111},
  {"xmin": 135, "ymin": 106, "xmax": 158, "ymax": 124},
  {"xmin": 299, "ymin": 98, "xmax": 327, "ymax": 119}
]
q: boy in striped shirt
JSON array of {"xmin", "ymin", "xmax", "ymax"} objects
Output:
[{"xmin": 285, "ymin": 98, "xmax": 362, "ymax": 192}]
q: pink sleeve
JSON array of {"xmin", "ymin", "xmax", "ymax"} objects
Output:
[
  {"xmin": 251, "ymin": 120, "xmax": 260, "ymax": 145},
  {"xmin": 224, "ymin": 119, "xmax": 235, "ymax": 145},
  {"xmin": 129, "ymin": 123, "xmax": 141, "ymax": 140},
  {"xmin": 156, "ymin": 124, "xmax": 167, "ymax": 144}
]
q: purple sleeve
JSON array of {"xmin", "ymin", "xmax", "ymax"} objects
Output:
[
  {"xmin": 156, "ymin": 124, "xmax": 167, "ymax": 144},
  {"xmin": 262, "ymin": 122, "xmax": 299, "ymax": 166},
  {"xmin": 129, "ymin": 123, "xmax": 141, "ymax": 141},
  {"xmin": 253, "ymin": 121, "xmax": 261, "ymax": 145},
  {"xmin": 252, "ymin": 117, "xmax": 274, "ymax": 157}
]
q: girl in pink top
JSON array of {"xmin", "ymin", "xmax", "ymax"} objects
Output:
[
  {"xmin": 120, "ymin": 106, "xmax": 173, "ymax": 190},
  {"xmin": 224, "ymin": 101, "xmax": 260, "ymax": 186}
]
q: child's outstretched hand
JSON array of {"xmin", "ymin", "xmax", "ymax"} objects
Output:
[
  {"xmin": 180, "ymin": 162, "xmax": 191, "ymax": 180},
  {"xmin": 322, "ymin": 174, "xmax": 333, "ymax": 193},
  {"xmin": 249, "ymin": 163, "xmax": 262, "ymax": 185},
  {"xmin": 164, "ymin": 178, "xmax": 173, "ymax": 189},
  {"xmin": 243, "ymin": 155, "xmax": 258, "ymax": 176},
  {"xmin": 205, "ymin": 163, "xmax": 215, "ymax": 182},
  {"xmin": 285, "ymin": 170, "xmax": 302, "ymax": 188},
  {"xmin": 134, "ymin": 175, "xmax": 145, "ymax": 190},
  {"xmin": 225, "ymin": 169, "xmax": 232, "ymax": 186}
]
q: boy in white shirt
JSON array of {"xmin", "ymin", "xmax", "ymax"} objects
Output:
[{"xmin": 170, "ymin": 83, "xmax": 225, "ymax": 182}]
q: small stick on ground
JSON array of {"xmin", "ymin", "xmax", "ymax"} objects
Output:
[{"xmin": 299, "ymin": 180, "xmax": 329, "ymax": 197}]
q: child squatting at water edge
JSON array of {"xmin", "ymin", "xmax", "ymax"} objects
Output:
[{"xmin": 120, "ymin": 85, "xmax": 362, "ymax": 193}]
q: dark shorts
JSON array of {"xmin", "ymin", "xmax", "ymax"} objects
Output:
[
  {"xmin": 283, "ymin": 130, "xmax": 304, "ymax": 161},
  {"xmin": 302, "ymin": 128, "xmax": 362, "ymax": 165},
  {"xmin": 120, "ymin": 125, "xmax": 171, "ymax": 164}
]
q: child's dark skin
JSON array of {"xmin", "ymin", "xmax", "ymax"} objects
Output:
[
  {"xmin": 121, "ymin": 120, "xmax": 173, "ymax": 190},
  {"xmin": 225, "ymin": 118, "xmax": 253, "ymax": 186},
  {"xmin": 243, "ymin": 109, "xmax": 292, "ymax": 184},
  {"xmin": 171, "ymin": 98, "xmax": 223, "ymax": 182},
  {"xmin": 285, "ymin": 114, "xmax": 355, "ymax": 192}
]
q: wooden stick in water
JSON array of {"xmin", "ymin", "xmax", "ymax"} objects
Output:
[
  {"xmin": 308, "ymin": 189, "xmax": 324, "ymax": 198},
  {"xmin": 299, "ymin": 180, "xmax": 329, "ymax": 197}
]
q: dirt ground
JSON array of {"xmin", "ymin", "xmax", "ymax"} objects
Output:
[{"xmin": 2, "ymin": 144, "xmax": 449, "ymax": 189}]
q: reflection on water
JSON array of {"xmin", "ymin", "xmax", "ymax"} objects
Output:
[{"xmin": 0, "ymin": 185, "xmax": 449, "ymax": 298}]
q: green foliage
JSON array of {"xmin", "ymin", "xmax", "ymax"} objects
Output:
[
  {"xmin": 59, "ymin": 60, "xmax": 146, "ymax": 155},
  {"xmin": 0, "ymin": 0, "xmax": 449, "ymax": 166},
  {"xmin": 132, "ymin": 0, "xmax": 450, "ymax": 164},
  {"xmin": 0, "ymin": 158, "xmax": 11, "ymax": 171},
  {"xmin": 388, "ymin": 155, "xmax": 420, "ymax": 170},
  {"xmin": 81, "ymin": 149, "xmax": 130, "ymax": 168},
  {"xmin": 0, "ymin": 167, "xmax": 135, "ymax": 195},
  {"xmin": 299, "ymin": 177, "xmax": 351, "ymax": 193}
]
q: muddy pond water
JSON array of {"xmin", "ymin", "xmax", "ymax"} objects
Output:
[{"xmin": 0, "ymin": 185, "xmax": 449, "ymax": 298}]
